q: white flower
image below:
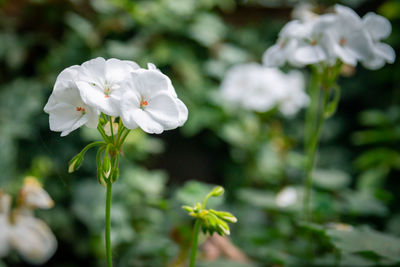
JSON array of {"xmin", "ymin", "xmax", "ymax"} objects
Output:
[
  {"xmin": 0, "ymin": 181, "xmax": 57, "ymax": 265},
  {"xmin": 44, "ymin": 65, "xmax": 99, "ymax": 136},
  {"xmin": 323, "ymin": 5, "xmax": 374, "ymax": 66},
  {"xmin": 220, "ymin": 63, "xmax": 308, "ymax": 116},
  {"xmin": 75, "ymin": 57, "xmax": 140, "ymax": 117},
  {"xmin": 120, "ymin": 69, "xmax": 187, "ymax": 134},
  {"xmin": 275, "ymin": 187, "xmax": 298, "ymax": 208},
  {"xmin": 263, "ymin": 4, "xmax": 395, "ymax": 69}
]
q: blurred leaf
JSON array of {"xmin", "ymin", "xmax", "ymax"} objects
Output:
[
  {"xmin": 174, "ymin": 180, "xmax": 224, "ymax": 208},
  {"xmin": 327, "ymin": 226, "xmax": 400, "ymax": 262},
  {"xmin": 312, "ymin": 169, "xmax": 351, "ymax": 191}
]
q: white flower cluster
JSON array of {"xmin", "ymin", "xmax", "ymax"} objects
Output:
[
  {"xmin": 0, "ymin": 177, "xmax": 56, "ymax": 264},
  {"xmin": 220, "ymin": 63, "xmax": 309, "ymax": 116},
  {"xmin": 44, "ymin": 58, "xmax": 188, "ymax": 136},
  {"xmin": 263, "ymin": 4, "xmax": 395, "ymax": 70}
]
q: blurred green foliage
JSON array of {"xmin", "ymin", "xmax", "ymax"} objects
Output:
[{"xmin": 0, "ymin": 0, "xmax": 399, "ymax": 266}]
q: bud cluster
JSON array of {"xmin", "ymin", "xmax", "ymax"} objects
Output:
[{"xmin": 182, "ymin": 186, "xmax": 237, "ymax": 237}]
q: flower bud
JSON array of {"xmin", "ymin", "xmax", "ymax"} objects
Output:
[
  {"xmin": 182, "ymin": 205, "xmax": 194, "ymax": 213},
  {"xmin": 102, "ymin": 155, "xmax": 112, "ymax": 179},
  {"xmin": 110, "ymin": 168, "xmax": 119, "ymax": 183},
  {"xmin": 209, "ymin": 186, "xmax": 224, "ymax": 197},
  {"xmin": 68, "ymin": 154, "xmax": 83, "ymax": 173},
  {"xmin": 210, "ymin": 210, "xmax": 238, "ymax": 223}
]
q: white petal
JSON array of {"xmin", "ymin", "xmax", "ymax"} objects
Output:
[
  {"xmin": 48, "ymin": 103, "xmax": 83, "ymax": 132},
  {"xmin": 105, "ymin": 58, "xmax": 137, "ymax": 84},
  {"xmin": 145, "ymin": 92, "xmax": 180, "ymax": 130},
  {"xmin": 363, "ymin": 12, "xmax": 392, "ymax": 41},
  {"xmin": 19, "ymin": 177, "xmax": 54, "ymax": 209},
  {"xmin": 129, "ymin": 109, "xmax": 164, "ymax": 134},
  {"xmin": 293, "ymin": 45, "xmax": 327, "ymax": 65},
  {"xmin": 130, "ymin": 70, "xmax": 170, "ymax": 98},
  {"xmin": 0, "ymin": 192, "xmax": 11, "ymax": 215},
  {"xmin": 79, "ymin": 57, "xmax": 106, "ymax": 86},
  {"xmin": 262, "ymin": 44, "xmax": 287, "ymax": 67},
  {"xmin": 375, "ymin": 42, "xmax": 396, "ymax": 63},
  {"xmin": 175, "ymin": 98, "xmax": 188, "ymax": 127},
  {"xmin": 10, "ymin": 215, "xmax": 57, "ymax": 265},
  {"xmin": 120, "ymin": 90, "xmax": 141, "ymax": 130},
  {"xmin": 335, "ymin": 4, "xmax": 362, "ymax": 24}
]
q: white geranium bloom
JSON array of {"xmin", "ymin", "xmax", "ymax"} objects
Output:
[
  {"xmin": 361, "ymin": 12, "xmax": 395, "ymax": 70},
  {"xmin": 263, "ymin": 4, "xmax": 394, "ymax": 69},
  {"xmin": 275, "ymin": 187, "xmax": 298, "ymax": 207},
  {"xmin": 18, "ymin": 177, "xmax": 54, "ymax": 209},
  {"xmin": 44, "ymin": 65, "xmax": 99, "ymax": 136},
  {"xmin": 120, "ymin": 69, "xmax": 185, "ymax": 134},
  {"xmin": 76, "ymin": 57, "xmax": 140, "ymax": 117},
  {"xmin": 220, "ymin": 63, "xmax": 286, "ymax": 112},
  {"xmin": 220, "ymin": 63, "xmax": 308, "ymax": 116},
  {"xmin": 323, "ymin": 5, "xmax": 374, "ymax": 66}
]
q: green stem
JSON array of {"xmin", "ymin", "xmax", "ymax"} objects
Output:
[
  {"xmin": 189, "ymin": 219, "xmax": 201, "ymax": 267},
  {"xmin": 303, "ymin": 75, "xmax": 330, "ymax": 221},
  {"xmin": 105, "ymin": 181, "xmax": 113, "ymax": 267}
]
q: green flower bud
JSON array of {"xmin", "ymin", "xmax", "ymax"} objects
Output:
[
  {"xmin": 182, "ymin": 205, "xmax": 194, "ymax": 213},
  {"xmin": 68, "ymin": 154, "xmax": 83, "ymax": 173},
  {"xmin": 210, "ymin": 186, "xmax": 224, "ymax": 197},
  {"xmin": 97, "ymin": 167, "xmax": 107, "ymax": 186},
  {"xmin": 102, "ymin": 155, "xmax": 112, "ymax": 178},
  {"xmin": 111, "ymin": 167, "xmax": 119, "ymax": 183},
  {"xmin": 209, "ymin": 210, "xmax": 238, "ymax": 223},
  {"xmin": 217, "ymin": 219, "xmax": 230, "ymax": 236}
]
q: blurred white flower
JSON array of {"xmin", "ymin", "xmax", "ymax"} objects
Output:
[
  {"xmin": 120, "ymin": 69, "xmax": 187, "ymax": 134},
  {"xmin": 263, "ymin": 4, "xmax": 395, "ymax": 70},
  {"xmin": 76, "ymin": 57, "xmax": 140, "ymax": 117},
  {"xmin": 0, "ymin": 178, "xmax": 57, "ymax": 265},
  {"xmin": 275, "ymin": 187, "xmax": 298, "ymax": 207},
  {"xmin": 220, "ymin": 63, "xmax": 308, "ymax": 116},
  {"xmin": 44, "ymin": 65, "xmax": 99, "ymax": 137}
]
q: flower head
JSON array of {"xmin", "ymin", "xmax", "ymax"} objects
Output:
[{"xmin": 220, "ymin": 63, "xmax": 308, "ymax": 116}]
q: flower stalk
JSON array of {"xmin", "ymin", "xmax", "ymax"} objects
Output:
[{"xmin": 303, "ymin": 64, "xmax": 342, "ymax": 221}]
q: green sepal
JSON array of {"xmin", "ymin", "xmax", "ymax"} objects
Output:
[{"xmin": 68, "ymin": 154, "xmax": 83, "ymax": 173}]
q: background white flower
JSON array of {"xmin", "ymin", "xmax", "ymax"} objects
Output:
[
  {"xmin": 120, "ymin": 69, "xmax": 186, "ymax": 134},
  {"xmin": 44, "ymin": 65, "xmax": 99, "ymax": 136},
  {"xmin": 263, "ymin": 4, "xmax": 395, "ymax": 70},
  {"xmin": 220, "ymin": 63, "xmax": 308, "ymax": 116},
  {"xmin": 0, "ymin": 178, "xmax": 57, "ymax": 265}
]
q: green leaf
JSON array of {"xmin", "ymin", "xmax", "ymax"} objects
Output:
[
  {"xmin": 312, "ymin": 169, "xmax": 351, "ymax": 191},
  {"xmin": 327, "ymin": 226, "xmax": 400, "ymax": 262}
]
